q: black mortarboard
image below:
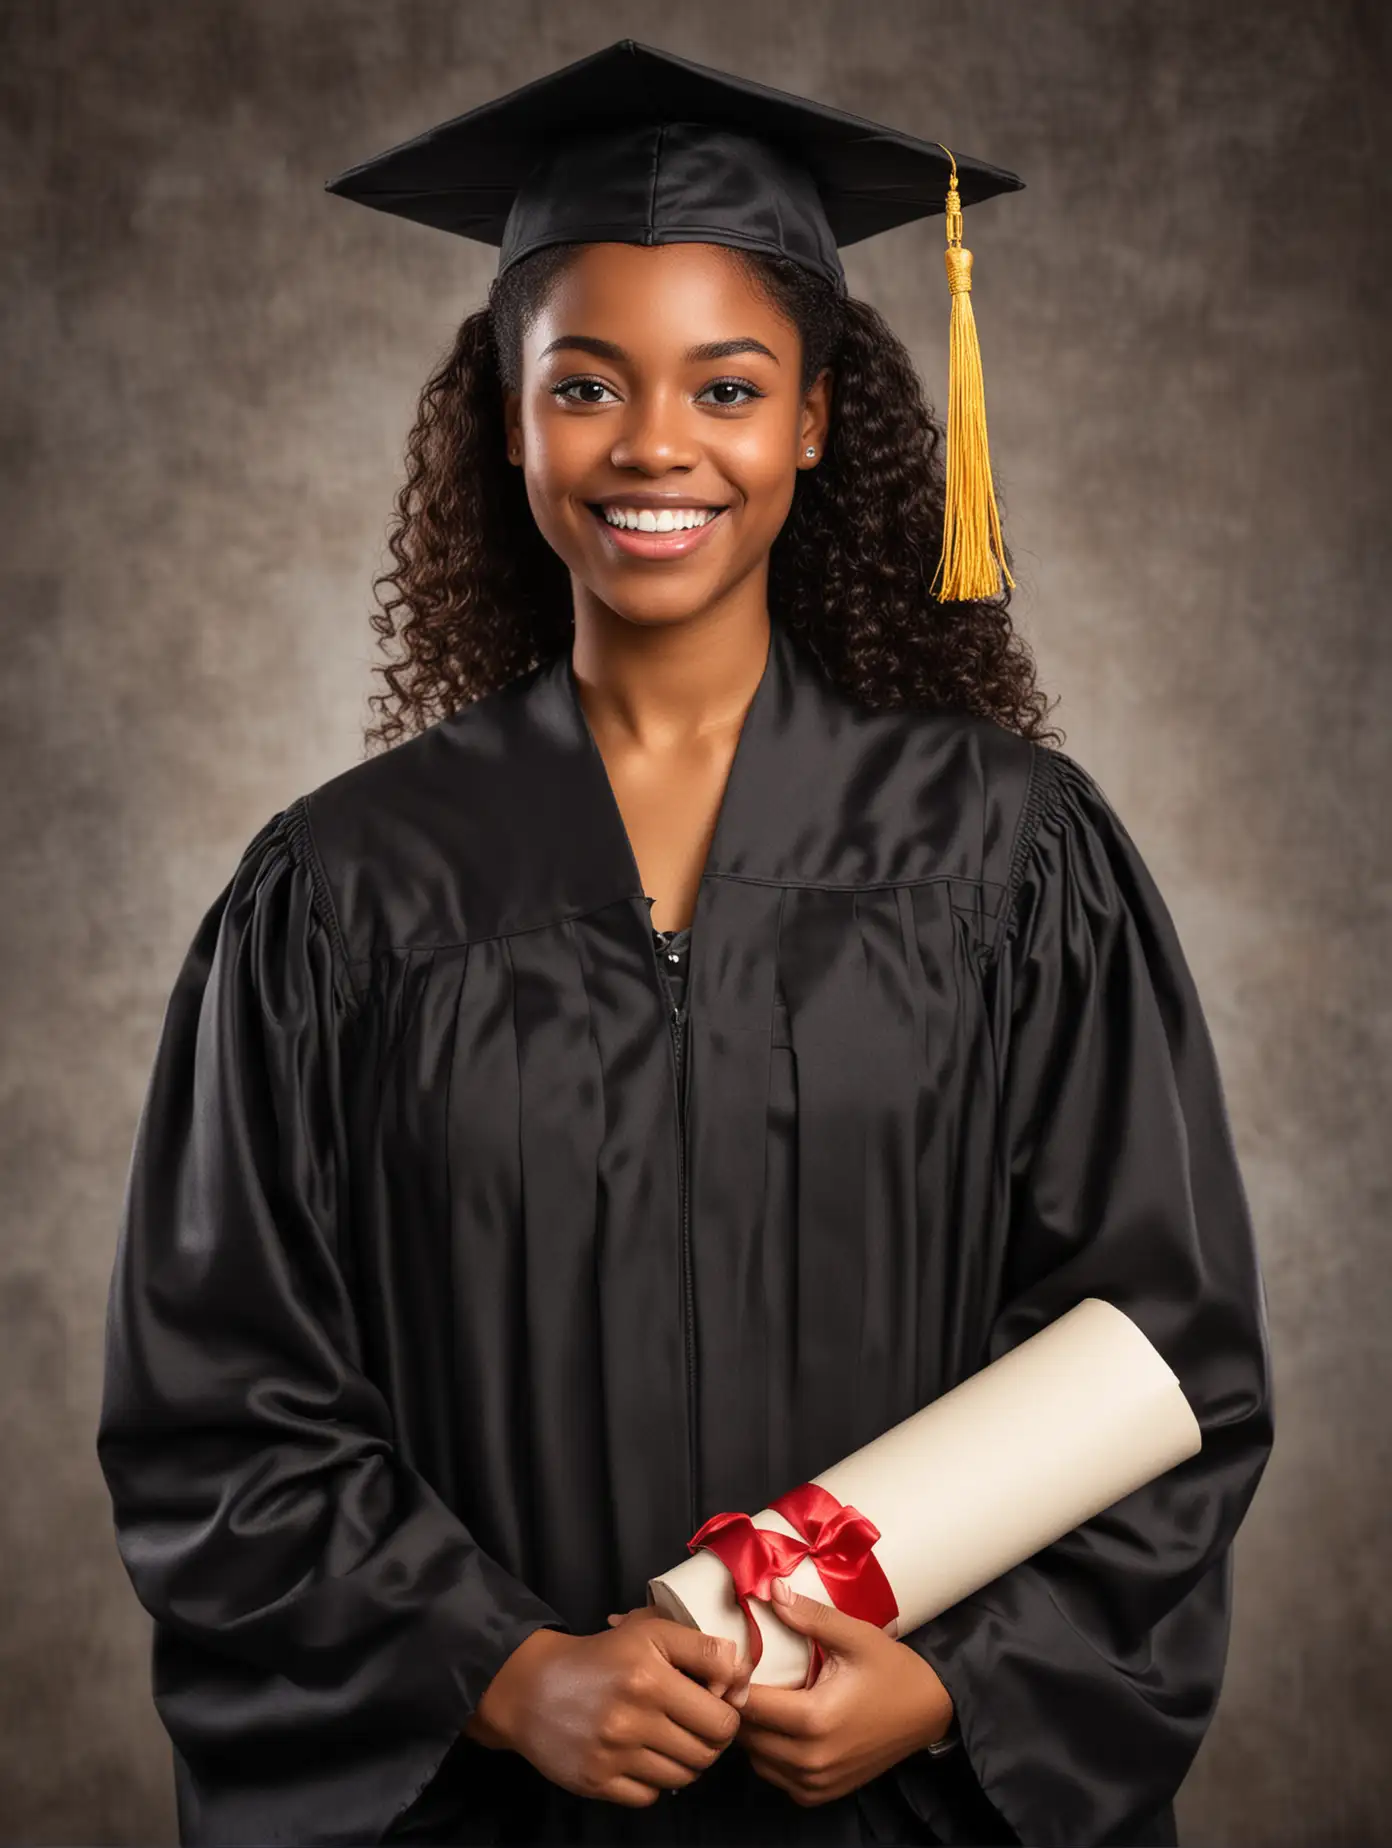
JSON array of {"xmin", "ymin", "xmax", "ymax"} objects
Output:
[{"xmin": 325, "ymin": 40, "xmax": 1024, "ymax": 601}]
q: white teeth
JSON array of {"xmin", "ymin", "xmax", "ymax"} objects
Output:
[{"xmin": 601, "ymin": 506, "xmax": 718, "ymax": 532}]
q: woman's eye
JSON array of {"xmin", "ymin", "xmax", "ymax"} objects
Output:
[
  {"xmin": 552, "ymin": 377, "xmax": 620, "ymax": 405},
  {"xmin": 696, "ymin": 378, "xmax": 763, "ymax": 407}
]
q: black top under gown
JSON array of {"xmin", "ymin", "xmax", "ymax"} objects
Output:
[{"xmin": 652, "ymin": 914, "xmax": 692, "ymax": 1014}]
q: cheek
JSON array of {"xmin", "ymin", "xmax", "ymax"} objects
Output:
[
  {"xmin": 728, "ymin": 458, "xmax": 800, "ymax": 551},
  {"xmin": 519, "ymin": 418, "xmax": 603, "ymax": 555},
  {"xmin": 524, "ymin": 414, "xmax": 600, "ymax": 498},
  {"xmin": 719, "ymin": 422, "xmax": 801, "ymax": 513}
]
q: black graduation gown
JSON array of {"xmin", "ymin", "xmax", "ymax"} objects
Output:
[{"xmin": 97, "ymin": 618, "xmax": 1274, "ymax": 1848}]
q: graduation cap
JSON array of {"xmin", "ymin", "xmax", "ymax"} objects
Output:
[{"xmin": 325, "ymin": 40, "xmax": 1024, "ymax": 602}]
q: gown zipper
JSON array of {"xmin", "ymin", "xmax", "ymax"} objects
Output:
[
  {"xmin": 672, "ymin": 1001, "xmax": 697, "ymax": 1539},
  {"xmin": 649, "ymin": 926, "xmax": 699, "ymax": 1540}
]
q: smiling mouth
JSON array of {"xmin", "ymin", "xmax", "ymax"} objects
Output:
[
  {"xmin": 588, "ymin": 503, "xmax": 728, "ymax": 533},
  {"xmin": 585, "ymin": 502, "xmax": 730, "ymax": 558}
]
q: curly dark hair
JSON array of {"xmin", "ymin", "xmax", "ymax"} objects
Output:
[{"xmin": 364, "ymin": 243, "xmax": 1061, "ymax": 753}]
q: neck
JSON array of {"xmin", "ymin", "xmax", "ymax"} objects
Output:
[{"xmin": 569, "ymin": 573, "xmax": 771, "ymax": 753}]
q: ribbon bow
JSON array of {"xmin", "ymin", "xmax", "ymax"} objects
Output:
[{"xmin": 687, "ymin": 1481, "xmax": 899, "ymax": 1686}]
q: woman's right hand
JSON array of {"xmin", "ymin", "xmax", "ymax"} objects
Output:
[{"xmin": 462, "ymin": 1616, "xmax": 748, "ymax": 1808}]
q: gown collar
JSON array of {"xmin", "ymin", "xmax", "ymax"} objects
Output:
[
  {"xmin": 533, "ymin": 615, "xmax": 847, "ymax": 908},
  {"xmin": 314, "ymin": 616, "xmax": 838, "ymax": 955},
  {"xmin": 314, "ymin": 613, "xmax": 993, "ymax": 953}
]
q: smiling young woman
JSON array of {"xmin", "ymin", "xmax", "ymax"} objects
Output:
[{"xmin": 97, "ymin": 42, "xmax": 1273, "ymax": 1848}]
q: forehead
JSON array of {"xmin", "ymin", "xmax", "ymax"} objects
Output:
[{"xmin": 524, "ymin": 242, "xmax": 797, "ymax": 353}]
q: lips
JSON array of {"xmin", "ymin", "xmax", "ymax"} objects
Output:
[{"xmin": 586, "ymin": 502, "xmax": 730, "ymax": 560}]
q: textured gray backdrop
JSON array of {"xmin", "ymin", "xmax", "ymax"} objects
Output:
[{"xmin": 2, "ymin": 2, "xmax": 1387, "ymax": 1843}]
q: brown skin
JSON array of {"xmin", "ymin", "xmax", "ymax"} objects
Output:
[
  {"xmin": 605, "ymin": 1591, "xmax": 956, "ymax": 1809},
  {"xmin": 468, "ymin": 241, "xmax": 956, "ymax": 1803},
  {"xmin": 462, "ymin": 1616, "xmax": 747, "ymax": 1807}
]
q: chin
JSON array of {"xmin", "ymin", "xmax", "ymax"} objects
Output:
[{"xmin": 581, "ymin": 573, "xmax": 728, "ymax": 630}]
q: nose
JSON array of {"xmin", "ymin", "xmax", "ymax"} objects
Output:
[{"xmin": 608, "ymin": 384, "xmax": 699, "ymax": 476}]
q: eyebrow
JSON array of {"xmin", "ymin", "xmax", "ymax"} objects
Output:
[{"xmin": 538, "ymin": 334, "xmax": 781, "ymax": 366}]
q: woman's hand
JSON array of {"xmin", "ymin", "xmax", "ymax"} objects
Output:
[
  {"xmin": 462, "ymin": 1614, "xmax": 744, "ymax": 1808},
  {"xmin": 728, "ymin": 1578, "xmax": 955, "ymax": 1808}
]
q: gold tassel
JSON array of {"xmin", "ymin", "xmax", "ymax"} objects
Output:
[{"xmin": 932, "ymin": 146, "xmax": 1014, "ymax": 602}]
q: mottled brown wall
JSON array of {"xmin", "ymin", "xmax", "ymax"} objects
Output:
[{"xmin": 2, "ymin": 2, "xmax": 1387, "ymax": 1842}]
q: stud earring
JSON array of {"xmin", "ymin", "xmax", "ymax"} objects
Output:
[{"xmin": 805, "ymin": 446, "xmax": 816, "ymax": 458}]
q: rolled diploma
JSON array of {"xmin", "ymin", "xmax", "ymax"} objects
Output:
[{"xmin": 647, "ymin": 1296, "xmax": 1203, "ymax": 1687}]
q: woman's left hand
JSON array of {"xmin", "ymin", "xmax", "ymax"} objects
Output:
[
  {"xmin": 735, "ymin": 1578, "xmax": 954, "ymax": 1805},
  {"xmin": 608, "ymin": 1577, "xmax": 955, "ymax": 1808}
]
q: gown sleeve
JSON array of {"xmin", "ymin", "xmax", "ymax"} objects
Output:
[
  {"xmin": 96, "ymin": 805, "xmax": 571, "ymax": 1848},
  {"xmin": 893, "ymin": 746, "xmax": 1275, "ymax": 1848}
]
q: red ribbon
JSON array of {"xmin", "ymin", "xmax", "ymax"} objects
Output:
[{"xmin": 686, "ymin": 1481, "xmax": 900, "ymax": 1688}]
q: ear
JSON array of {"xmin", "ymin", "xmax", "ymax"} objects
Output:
[{"xmin": 798, "ymin": 367, "xmax": 833, "ymax": 469}]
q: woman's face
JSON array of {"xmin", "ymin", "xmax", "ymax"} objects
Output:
[{"xmin": 503, "ymin": 241, "xmax": 831, "ymax": 630}]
